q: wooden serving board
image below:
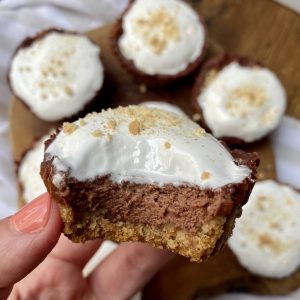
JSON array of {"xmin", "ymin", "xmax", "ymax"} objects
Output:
[{"xmin": 9, "ymin": 0, "xmax": 298, "ymax": 298}]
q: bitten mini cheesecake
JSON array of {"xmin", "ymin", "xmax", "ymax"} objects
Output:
[
  {"xmin": 112, "ymin": 0, "xmax": 207, "ymax": 85},
  {"xmin": 192, "ymin": 53, "xmax": 286, "ymax": 143},
  {"xmin": 9, "ymin": 29, "xmax": 104, "ymax": 121},
  {"xmin": 41, "ymin": 106, "xmax": 258, "ymax": 262},
  {"xmin": 18, "ymin": 134, "xmax": 49, "ymax": 204}
]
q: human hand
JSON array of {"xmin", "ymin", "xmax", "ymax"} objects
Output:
[{"xmin": 1, "ymin": 193, "xmax": 173, "ymax": 300}]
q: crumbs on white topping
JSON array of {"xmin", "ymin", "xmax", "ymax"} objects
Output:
[
  {"xmin": 255, "ymin": 195, "xmax": 269, "ymax": 211},
  {"xmin": 64, "ymin": 85, "xmax": 74, "ymax": 97},
  {"xmin": 226, "ymin": 85, "xmax": 267, "ymax": 118},
  {"xmin": 128, "ymin": 119, "xmax": 141, "ymax": 135},
  {"xmin": 106, "ymin": 119, "xmax": 117, "ymax": 131},
  {"xmin": 63, "ymin": 122, "xmax": 79, "ymax": 134},
  {"xmin": 260, "ymin": 108, "xmax": 276, "ymax": 125},
  {"xmin": 79, "ymin": 119, "xmax": 86, "ymax": 126},
  {"xmin": 134, "ymin": 8, "xmax": 180, "ymax": 54},
  {"xmin": 164, "ymin": 142, "xmax": 171, "ymax": 149},
  {"xmin": 201, "ymin": 171, "xmax": 210, "ymax": 180},
  {"xmin": 257, "ymin": 233, "xmax": 285, "ymax": 254},
  {"xmin": 194, "ymin": 127, "xmax": 206, "ymax": 137},
  {"xmin": 91, "ymin": 130, "xmax": 103, "ymax": 138}
]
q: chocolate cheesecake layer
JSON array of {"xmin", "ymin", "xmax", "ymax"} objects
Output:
[{"xmin": 41, "ymin": 147, "xmax": 258, "ymax": 235}]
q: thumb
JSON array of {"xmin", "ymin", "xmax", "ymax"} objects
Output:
[{"xmin": 0, "ymin": 193, "xmax": 61, "ymax": 299}]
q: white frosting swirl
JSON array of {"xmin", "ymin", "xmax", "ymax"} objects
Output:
[
  {"xmin": 10, "ymin": 31, "xmax": 104, "ymax": 121},
  {"xmin": 18, "ymin": 134, "xmax": 49, "ymax": 203},
  {"xmin": 45, "ymin": 106, "xmax": 250, "ymax": 189},
  {"xmin": 197, "ymin": 62, "xmax": 286, "ymax": 142},
  {"xmin": 229, "ymin": 180, "xmax": 300, "ymax": 278},
  {"xmin": 118, "ymin": 0, "xmax": 205, "ymax": 75}
]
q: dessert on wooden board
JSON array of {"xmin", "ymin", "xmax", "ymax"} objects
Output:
[
  {"xmin": 111, "ymin": 0, "xmax": 207, "ymax": 85},
  {"xmin": 192, "ymin": 53, "xmax": 286, "ymax": 144},
  {"xmin": 9, "ymin": 29, "xmax": 104, "ymax": 122},
  {"xmin": 40, "ymin": 106, "xmax": 258, "ymax": 262},
  {"xmin": 9, "ymin": 0, "xmax": 295, "ymax": 297}
]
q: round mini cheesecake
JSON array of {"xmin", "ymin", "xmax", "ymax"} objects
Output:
[
  {"xmin": 229, "ymin": 180, "xmax": 300, "ymax": 279},
  {"xmin": 18, "ymin": 134, "xmax": 50, "ymax": 204},
  {"xmin": 192, "ymin": 53, "xmax": 286, "ymax": 144},
  {"xmin": 9, "ymin": 29, "xmax": 104, "ymax": 122},
  {"xmin": 112, "ymin": 0, "xmax": 207, "ymax": 85}
]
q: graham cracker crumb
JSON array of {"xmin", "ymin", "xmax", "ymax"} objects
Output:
[
  {"xmin": 192, "ymin": 113, "xmax": 201, "ymax": 122},
  {"xmin": 201, "ymin": 171, "xmax": 211, "ymax": 180},
  {"xmin": 135, "ymin": 8, "xmax": 180, "ymax": 54},
  {"xmin": 91, "ymin": 130, "xmax": 103, "ymax": 137},
  {"xmin": 164, "ymin": 142, "xmax": 171, "ymax": 149},
  {"xmin": 107, "ymin": 120, "xmax": 117, "ymax": 131},
  {"xmin": 79, "ymin": 119, "xmax": 86, "ymax": 126},
  {"xmin": 257, "ymin": 233, "xmax": 284, "ymax": 254},
  {"xmin": 64, "ymin": 85, "xmax": 74, "ymax": 97},
  {"xmin": 139, "ymin": 84, "xmax": 147, "ymax": 94},
  {"xmin": 106, "ymin": 134, "xmax": 113, "ymax": 141},
  {"xmin": 194, "ymin": 128, "xmax": 206, "ymax": 137},
  {"xmin": 128, "ymin": 120, "xmax": 141, "ymax": 135},
  {"xmin": 226, "ymin": 85, "xmax": 267, "ymax": 118},
  {"xmin": 63, "ymin": 122, "xmax": 79, "ymax": 134}
]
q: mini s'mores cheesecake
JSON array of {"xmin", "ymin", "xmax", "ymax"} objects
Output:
[
  {"xmin": 229, "ymin": 180, "xmax": 300, "ymax": 279},
  {"xmin": 18, "ymin": 134, "xmax": 49, "ymax": 204},
  {"xmin": 112, "ymin": 0, "xmax": 207, "ymax": 85},
  {"xmin": 9, "ymin": 29, "xmax": 104, "ymax": 122},
  {"xmin": 193, "ymin": 53, "xmax": 286, "ymax": 144},
  {"xmin": 41, "ymin": 106, "xmax": 258, "ymax": 262}
]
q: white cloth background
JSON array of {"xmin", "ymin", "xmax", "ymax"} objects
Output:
[{"xmin": 0, "ymin": 1, "xmax": 299, "ymax": 300}]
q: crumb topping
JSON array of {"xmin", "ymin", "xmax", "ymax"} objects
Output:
[
  {"xmin": 79, "ymin": 119, "xmax": 86, "ymax": 126},
  {"xmin": 257, "ymin": 233, "xmax": 285, "ymax": 254},
  {"xmin": 64, "ymin": 85, "xmax": 74, "ymax": 96},
  {"xmin": 201, "ymin": 171, "xmax": 210, "ymax": 180},
  {"xmin": 194, "ymin": 128, "xmax": 206, "ymax": 137},
  {"xmin": 225, "ymin": 85, "xmax": 267, "ymax": 118},
  {"xmin": 91, "ymin": 130, "xmax": 103, "ymax": 137},
  {"xmin": 164, "ymin": 142, "xmax": 171, "ymax": 149},
  {"xmin": 134, "ymin": 8, "xmax": 180, "ymax": 54},
  {"xmin": 63, "ymin": 122, "xmax": 79, "ymax": 134},
  {"xmin": 107, "ymin": 119, "xmax": 117, "ymax": 131},
  {"xmin": 128, "ymin": 120, "xmax": 141, "ymax": 135}
]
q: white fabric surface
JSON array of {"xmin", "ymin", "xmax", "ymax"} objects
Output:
[{"xmin": 0, "ymin": 1, "xmax": 299, "ymax": 299}]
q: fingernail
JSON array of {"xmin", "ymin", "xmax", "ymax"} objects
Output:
[{"xmin": 11, "ymin": 193, "xmax": 51, "ymax": 234}]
